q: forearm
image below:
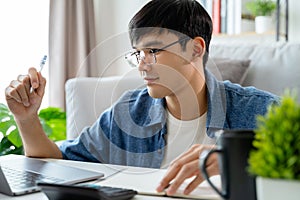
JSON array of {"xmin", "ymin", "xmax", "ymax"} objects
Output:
[{"xmin": 15, "ymin": 114, "xmax": 63, "ymax": 159}]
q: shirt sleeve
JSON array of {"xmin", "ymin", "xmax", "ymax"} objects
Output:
[{"xmin": 59, "ymin": 137, "xmax": 99, "ymax": 163}]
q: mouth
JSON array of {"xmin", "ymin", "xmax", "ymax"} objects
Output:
[
  {"xmin": 143, "ymin": 77, "xmax": 159, "ymax": 84},
  {"xmin": 141, "ymin": 71, "xmax": 159, "ymax": 84}
]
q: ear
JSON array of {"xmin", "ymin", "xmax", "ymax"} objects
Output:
[{"xmin": 192, "ymin": 37, "xmax": 206, "ymax": 58}]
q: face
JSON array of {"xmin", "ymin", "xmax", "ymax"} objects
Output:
[{"xmin": 132, "ymin": 32, "xmax": 205, "ymax": 99}]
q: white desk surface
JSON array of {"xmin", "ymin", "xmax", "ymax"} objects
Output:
[{"xmin": 0, "ymin": 155, "xmax": 218, "ymax": 200}]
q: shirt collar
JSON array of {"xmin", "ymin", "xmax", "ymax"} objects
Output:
[{"xmin": 205, "ymin": 69, "xmax": 227, "ymax": 137}]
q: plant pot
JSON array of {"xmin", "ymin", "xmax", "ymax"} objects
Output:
[
  {"xmin": 241, "ymin": 19, "xmax": 255, "ymax": 33},
  {"xmin": 256, "ymin": 177, "xmax": 300, "ymax": 200},
  {"xmin": 255, "ymin": 16, "xmax": 273, "ymax": 34}
]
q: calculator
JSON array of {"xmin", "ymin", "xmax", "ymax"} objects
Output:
[{"xmin": 37, "ymin": 182, "xmax": 137, "ymax": 200}]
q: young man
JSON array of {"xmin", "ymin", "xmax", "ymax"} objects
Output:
[{"xmin": 5, "ymin": 0, "xmax": 279, "ymax": 196}]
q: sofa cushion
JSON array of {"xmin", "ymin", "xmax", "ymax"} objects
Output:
[
  {"xmin": 207, "ymin": 58, "xmax": 251, "ymax": 84},
  {"xmin": 209, "ymin": 42, "xmax": 300, "ymax": 101}
]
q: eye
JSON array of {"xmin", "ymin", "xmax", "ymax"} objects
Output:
[
  {"xmin": 132, "ymin": 50, "xmax": 140, "ymax": 56},
  {"xmin": 149, "ymin": 48, "xmax": 163, "ymax": 54}
]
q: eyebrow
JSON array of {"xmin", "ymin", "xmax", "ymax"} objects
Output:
[{"xmin": 132, "ymin": 41, "xmax": 164, "ymax": 49}]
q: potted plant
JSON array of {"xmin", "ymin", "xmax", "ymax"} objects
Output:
[
  {"xmin": 0, "ymin": 103, "xmax": 66, "ymax": 156},
  {"xmin": 248, "ymin": 91, "xmax": 300, "ymax": 200},
  {"xmin": 246, "ymin": 0, "xmax": 276, "ymax": 34}
]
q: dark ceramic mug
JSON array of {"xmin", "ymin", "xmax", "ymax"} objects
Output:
[{"xmin": 200, "ymin": 130, "xmax": 256, "ymax": 200}]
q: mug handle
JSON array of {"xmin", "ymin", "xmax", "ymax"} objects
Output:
[{"xmin": 199, "ymin": 149, "xmax": 229, "ymax": 199}]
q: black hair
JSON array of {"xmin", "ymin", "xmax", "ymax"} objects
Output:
[{"xmin": 128, "ymin": 0, "xmax": 213, "ymax": 65}]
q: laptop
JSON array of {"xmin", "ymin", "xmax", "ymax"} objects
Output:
[{"xmin": 0, "ymin": 156, "xmax": 104, "ymax": 196}]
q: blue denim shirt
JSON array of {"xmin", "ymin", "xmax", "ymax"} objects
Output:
[{"xmin": 60, "ymin": 70, "xmax": 279, "ymax": 168}]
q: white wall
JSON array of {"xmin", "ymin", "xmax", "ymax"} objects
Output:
[
  {"xmin": 289, "ymin": 0, "xmax": 300, "ymax": 42},
  {"xmin": 91, "ymin": 0, "xmax": 300, "ymax": 77},
  {"xmin": 93, "ymin": 0, "xmax": 149, "ymax": 77},
  {"xmin": 0, "ymin": 0, "xmax": 49, "ymax": 107}
]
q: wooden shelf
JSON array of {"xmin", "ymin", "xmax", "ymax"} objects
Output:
[{"xmin": 211, "ymin": 31, "xmax": 288, "ymax": 44}]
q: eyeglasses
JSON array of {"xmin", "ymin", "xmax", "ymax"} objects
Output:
[{"xmin": 125, "ymin": 37, "xmax": 189, "ymax": 68}]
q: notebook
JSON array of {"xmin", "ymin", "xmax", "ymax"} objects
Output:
[
  {"xmin": 0, "ymin": 156, "xmax": 104, "ymax": 196},
  {"xmin": 99, "ymin": 166, "xmax": 221, "ymax": 200}
]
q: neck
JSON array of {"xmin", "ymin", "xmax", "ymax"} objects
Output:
[{"xmin": 166, "ymin": 75, "xmax": 207, "ymax": 121}]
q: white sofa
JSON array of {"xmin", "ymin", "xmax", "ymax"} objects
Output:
[
  {"xmin": 65, "ymin": 42, "xmax": 300, "ymax": 139},
  {"xmin": 210, "ymin": 42, "xmax": 300, "ymax": 97}
]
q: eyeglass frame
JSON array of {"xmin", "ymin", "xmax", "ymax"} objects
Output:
[{"xmin": 125, "ymin": 36, "xmax": 190, "ymax": 68}]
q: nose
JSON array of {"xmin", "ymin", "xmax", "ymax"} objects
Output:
[
  {"xmin": 138, "ymin": 59, "xmax": 152, "ymax": 72},
  {"xmin": 138, "ymin": 51, "xmax": 152, "ymax": 72}
]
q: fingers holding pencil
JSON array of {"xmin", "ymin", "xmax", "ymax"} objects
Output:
[
  {"xmin": 5, "ymin": 56, "xmax": 47, "ymax": 119},
  {"xmin": 28, "ymin": 67, "xmax": 47, "ymax": 97},
  {"xmin": 30, "ymin": 55, "xmax": 47, "ymax": 93}
]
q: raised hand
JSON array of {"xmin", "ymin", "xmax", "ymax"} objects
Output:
[{"xmin": 5, "ymin": 67, "xmax": 46, "ymax": 120}]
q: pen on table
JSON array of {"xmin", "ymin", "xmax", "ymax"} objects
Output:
[{"xmin": 30, "ymin": 55, "xmax": 47, "ymax": 93}]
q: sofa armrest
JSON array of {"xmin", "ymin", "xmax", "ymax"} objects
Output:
[{"xmin": 65, "ymin": 75, "xmax": 144, "ymax": 140}]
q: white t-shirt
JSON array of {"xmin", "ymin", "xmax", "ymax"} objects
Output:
[{"xmin": 160, "ymin": 111, "xmax": 216, "ymax": 169}]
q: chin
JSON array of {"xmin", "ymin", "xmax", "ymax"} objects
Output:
[{"xmin": 146, "ymin": 85, "xmax": 170, "ymax": 99}]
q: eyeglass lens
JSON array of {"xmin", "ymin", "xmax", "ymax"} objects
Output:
[{"xmin": 126, "ymin": 50, "xmax": 156, "ymax": 67}]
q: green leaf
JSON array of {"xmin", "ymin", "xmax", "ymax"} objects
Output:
[
  {"xmin": 0, "ymin": 137, "xmax": 23, "ymax": 156},
  {"xmin": 40, "ymin": 118, "xmax": 53, "ymax": 137},
  {"xmin": 0, "ymin": 104, "xmax": 66, "ymax": 155},
  {"xmin": 0, "ymin": 103, "xmax": 9, "ymax": 111},
  {"xmin": 248, "ymin": 90, "xmax": 300, "ymax": 181},
  {"xmin": 46, "ymin": 119, "xmax": 66, "ymax": 141},
  {"xmin": 0, "ymin": 104, "xmax": 11, "ymax": 120},
  {"xmin": 39, "ymin": 107, "xmax": 66, "ymax": 121},
  {"xmin": 7, "ymin": 128, "xmax": 23, "ymax": 148},
  {"xmin": 0, "ymin": 137, "xmax": 13, "ymax": 152},
  {"xmin": 246, "ymin": 0, "xmax": 276, "ymax": 17},
  {"xmin": 0, "ymin": 119, "xmax": 16, "ymax": 136},
  {"xmin": 39, "ymin": 107, "xmax": 66, "ymax": 141}
]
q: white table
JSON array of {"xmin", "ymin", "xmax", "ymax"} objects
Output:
[{"xmin": 0, "ymin": 155, "xmax": 219, "ymax": 200}]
